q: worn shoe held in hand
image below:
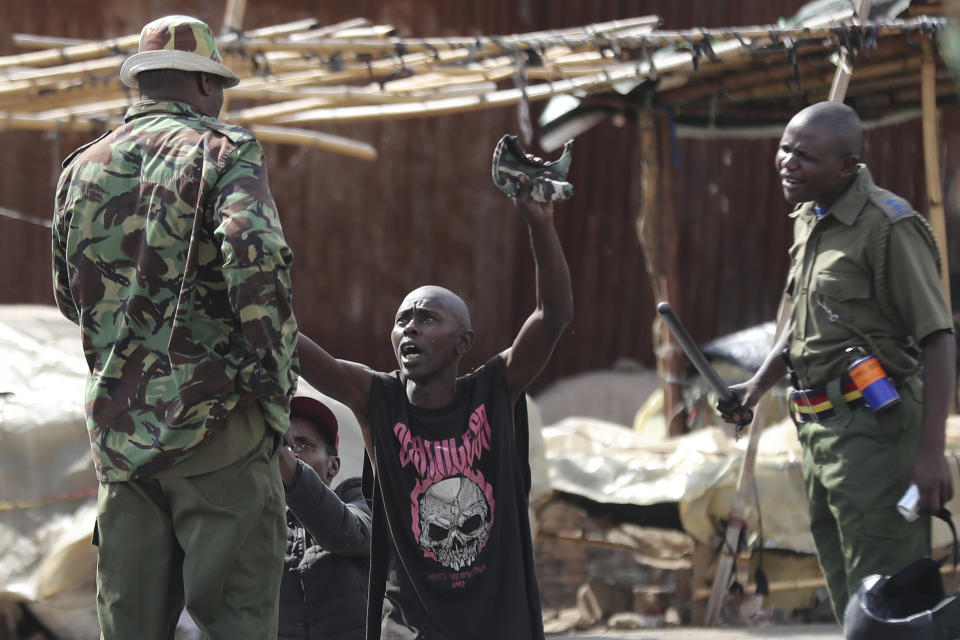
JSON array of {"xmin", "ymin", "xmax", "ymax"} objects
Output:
[{"xmin": 492, "ymin": 135, "xmax": 573, "ymax": 203}]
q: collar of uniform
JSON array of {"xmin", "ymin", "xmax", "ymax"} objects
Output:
[
  {"xmin": 789, "ymin": 201, "xmax": 815, "ymax": 220},
  {"xmin": 786, "ymin": 164, "xmax": 873, "ymax": 226},
  {"xmin": 124, "ymin": 99, "xmax": 204, "ymax": 122},
  {"xmin": 824, "ymin": 164, "xmax": 874, "ymax": 226}
]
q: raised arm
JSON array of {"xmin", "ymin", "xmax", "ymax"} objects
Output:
[
  {"xmin": 501, "ymin": 183, "xmax": 574, "ymax": 405},
  {"xmin": 296, "ymin": 333, "xmax": 375, "ymax": 456}
]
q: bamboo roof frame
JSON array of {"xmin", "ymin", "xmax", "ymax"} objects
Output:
[{"xmin": 0, "ymin": 12, "xmax": 952, "ymax": 158}]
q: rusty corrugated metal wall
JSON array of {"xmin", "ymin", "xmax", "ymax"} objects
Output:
[{"xmin": 2, "ymin": 0, "xmax": 956, "ymax": 392}]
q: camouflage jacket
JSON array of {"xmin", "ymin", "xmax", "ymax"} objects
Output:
[{"xmin": 52, "ymin": 100, "xmax": 299, "ymax": 482}]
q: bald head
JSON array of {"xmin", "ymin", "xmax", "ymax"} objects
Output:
[
  {"xmin": 399, "ymin": 286, "xmax": 472, "ymax": 331},
  {"xmin": 776, "ymin": 102, "xmax": 863, "ymax": 208},
  {"xmin": 789, "ymin": 102, "xmax": 863, "ymax": 157}
]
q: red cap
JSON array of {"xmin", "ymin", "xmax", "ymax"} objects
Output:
[{"xmin": 289, "ymin": 396, "xmax": 339, "ymax": 452}]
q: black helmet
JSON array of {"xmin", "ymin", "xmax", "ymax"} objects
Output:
[{"xmin": 843, "ymin": 556, "xmax": 960, "ymax": 639}]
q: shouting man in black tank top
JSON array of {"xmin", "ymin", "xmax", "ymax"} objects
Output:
[{"xmin": 296, "ymin": 176, "xmax": 573, "ymax": 640}]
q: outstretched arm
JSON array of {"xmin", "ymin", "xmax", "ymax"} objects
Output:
[
  {"xmin": 502, "ymin": 182, "xmax": 574, "ymax": 405},
  {"xmin": 296, "ymin": 333, "xmax": 375, "ymax": 457},
  {"xmin": 283, "ymin": 460, "xmax": 372, "ymax": 556}
]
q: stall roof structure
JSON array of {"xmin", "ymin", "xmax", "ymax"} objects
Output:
[{"xmin": 0, "ymin": 1, "xmax": 954, "ymax": 157}]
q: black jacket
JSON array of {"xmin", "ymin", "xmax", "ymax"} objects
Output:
[{"xmin": 279, "ymin": 463, "xmax": 373, "ymax": 640}]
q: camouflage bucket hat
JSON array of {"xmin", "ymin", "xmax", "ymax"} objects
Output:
[{"xmin": 120, "ymin": 15, "xmax": 240, "ymax": 89}]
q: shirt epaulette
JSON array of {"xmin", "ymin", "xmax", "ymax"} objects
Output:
[
  {"xmin": 61, "ymin": 129, "xmax": 112, "ymax": 169},
  {"xmin": 869, "ymin": 189, "xmax": 915, "ymax": 222},
  {"xmin": 200, "ymin": 115, "xmax": 256, "ymax": 146}
]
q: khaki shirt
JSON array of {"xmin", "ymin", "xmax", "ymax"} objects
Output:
[{"xmin": 786, "ymin": 165, "xmax": 952, "ymax": 388}]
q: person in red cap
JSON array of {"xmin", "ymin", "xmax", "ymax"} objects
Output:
[
  {"xmin": 277, "ymin": 396, "xmax": 372, "ymax": 640},
  {"xmin": 53, "ymin": 14, "xmax": 297, "ymax": 640},
  {"xmin": 296, "ymin": 175, "xmax": 573, "ymax": 640}
]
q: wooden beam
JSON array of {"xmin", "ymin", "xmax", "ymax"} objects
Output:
[
  {"xmin": 222, "ymin": 0, "xmax": 247, "ymax": 35},
  {"xmin": 0, "ymin": 35, "xmax": 140, "ymax": 70},
  {"xmin": 250, "ymin": 125, "xmax": 377, "ymax": 161},
  {"xmin": 11, "ymin": 34, "xmax": 91, "ymax": 50},
  {"xmin": 829, "ymin": 0, "xmax": 872, "ymax": 102},
  {"xmin": 921, "ymin": 40, "xmax": 951, "ymax": 310},
  {"xmin": 0, "ymin": 112, "xmax": 108, "ymax": 133}
]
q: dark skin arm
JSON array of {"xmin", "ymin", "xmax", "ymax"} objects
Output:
[
  {"xmin": 912, "ymin": 329, "xmax": 956, "ymax": 513},
  {"xmin": 502, "ymin": 181, "xmax": 574, "ymax": 406},
  {"xmin": 295, "ymin": 334, "xmax": 376, "ymax": 461},
  {"xmin": 722, "ymin": 324, "xmax": 790, "ymax": 425}
]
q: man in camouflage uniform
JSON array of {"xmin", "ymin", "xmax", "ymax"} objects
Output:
[
  {"xmin": 51, "ymin": 15, "xmax": 298, "ymax": 639},
  {"xmin": 723, "ymin": 102, "xmax": 955, "ymax": 621}
]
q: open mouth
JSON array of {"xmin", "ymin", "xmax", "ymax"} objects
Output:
[
  {"xmin": 780, "ymin": 174, "xmax": 801, "ymax": 188},
  {"xmin": 400, "ymin": 342, "xmax": 422, "ymax": 361}
]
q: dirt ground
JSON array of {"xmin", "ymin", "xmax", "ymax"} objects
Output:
[{"xmin": 552, "ymin": 623, "xmax": 842, "ymax": 639}]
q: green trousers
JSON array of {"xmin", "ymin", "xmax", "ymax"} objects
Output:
[
  {"xmin": 94, "ymin": 425, "xmax": 286, "ymax": 640},
  {"xmin": 795, "ymin": 376, "xmax": 930, "ymax": 621}
]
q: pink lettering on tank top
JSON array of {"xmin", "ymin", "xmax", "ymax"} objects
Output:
[{"xmin": 393, "ymin": 404, "xmax": 496, "ymax": 573}]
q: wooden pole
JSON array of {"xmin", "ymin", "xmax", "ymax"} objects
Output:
[
  {"xmin": 222, "ymin": 0, "xmax": 247, "ymax": 35},
  {"xmin": 635, "ymin": 111, "xmax": 688, "ymax": 437},
  {"xmin": 921, "ymin": 40, "xmax": 951, "ymax": 310},
  {"xmin": 828, "ymin": 0, "xmax": 871, "ymax": 101}
]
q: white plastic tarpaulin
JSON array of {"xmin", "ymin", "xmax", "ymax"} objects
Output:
[
  {"xmin": 543, "ymin": 416, "xmax": 960, "ymax": 554},
  {"xmin": 0, "ymin": 305, "xmax": 99, "ymax": 638}
]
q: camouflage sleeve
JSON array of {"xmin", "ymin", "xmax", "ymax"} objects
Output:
[
  {"xmin": 51, "ymin": 171, "xmax": 80, "ymax": 325},
  {"xmin": 212, "ymin": 139, "xmax": 299, "ymax": 404}
]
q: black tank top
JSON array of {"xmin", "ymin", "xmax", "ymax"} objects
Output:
[{"xmin": 364, "ymin": 355, "xmax": 544, "ymax": 640}]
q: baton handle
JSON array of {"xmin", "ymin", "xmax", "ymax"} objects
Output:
[
  {"xmin": 657, "ymin": 301, "xmax": 735, "ymax": 404},
  {"xmin": 656, "ymin": 302, "xmax": 754, "ymax": 428}
]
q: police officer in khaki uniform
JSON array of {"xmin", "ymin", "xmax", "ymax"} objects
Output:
[{"xmin": 723, "ymin": 101, "xmax": 956, "ymax": 621}]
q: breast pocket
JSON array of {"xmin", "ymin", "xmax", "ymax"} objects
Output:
[{"xmin": 816, "ymin": 269, "xmax": 871, "ymax": 302}]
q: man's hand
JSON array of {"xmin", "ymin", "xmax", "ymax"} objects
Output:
[
  {"xmin": 910, "ymin": 447, "xmax": 954, "ymax": 515},
  {"xmin": 278, "ymin": 441, "xmax": 299, "ymax": 488},
  {"xmin": 911, "ymin": 448, "xmax": 954, "ymax": 514},
  {"xmin": 718, "ymin": 381, "xmax": 762, "ymax": 426},
  {"xmin": 515, "ymin": 177, "xmax": 554, "ymax": 225}
]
